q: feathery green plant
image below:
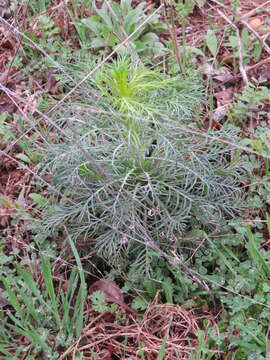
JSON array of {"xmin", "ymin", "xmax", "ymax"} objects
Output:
[
  {"xmin": 95, "ymin": 56, "xmax": 202, "ymax": 119},
  {"xmin": 41, "ymin": 57, "xmax": 246, "ymax": 275}
]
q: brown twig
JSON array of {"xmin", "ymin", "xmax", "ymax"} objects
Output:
[
  {"xmin": 239, "ymin": 0, "xmax": 270, "ymax": 20},
  {"xmin": 75, "ymin": 302, "xmax": 202, "ymax": 359},
  {"xmin": 240, "ymin": 18, "xmax": 270, "ymax": 56},
  {"xmin": 216, "ymin": 8, "xmax": 248, "ymax": 85},
  {"xmin": 101, "ymin": 31, "xmax": 112, "ymax": 71},
  {"xmin": 162, "ymin": 0, "xmax": 183, "ymax": 73}
]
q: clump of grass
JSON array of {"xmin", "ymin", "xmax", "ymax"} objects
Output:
[{"xmin": 42, "ymin": 57, "xmax": 246, "ymax": 275}]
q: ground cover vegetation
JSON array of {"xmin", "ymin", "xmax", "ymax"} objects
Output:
[{"xmin": 0, "ymin": 0, "xmax": 270, "ymax": 359}]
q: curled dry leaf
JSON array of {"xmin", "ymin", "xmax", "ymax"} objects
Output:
[
  {"xmin": 0, "ymin": 202, "xmax": 11, "ymax": 228},
  {"xmin": 258, "ymin": 68, "xmax": 270, "ymax": 81},
  {"xmin": 214, "ymin": 87, "xmax": 234, "ymax": 103},
  {"xmin": 88, "ymin": 279, "xmax": 139, "ymax": 315},
  {"xmin": 250, "ymin": 18, "xmax": 262, "ymax": 29},
  {"xmin": 46, "ymin": 69, "xmax": 58, "ymax": 94},
  {"xmin": 89, "ymin": 279, "xmax": 124, "ymax": 305},
  {"xmin": 23, "ymin": 94, "xmax": 37, "ymax": 115},
  {"xmin": 201, "ymin": 63, "xmax": 233, "ymax": 83},
  {"xmin": 0, "ymin": 0, "xmax": 11, "ymax": 18},
  {"xmin": 213, "ymin": 72, "xmax": 233, "ymax": 82},
  {"xmin": 213, "ymin": 104, "xmax": 231, "ymax": 122}
]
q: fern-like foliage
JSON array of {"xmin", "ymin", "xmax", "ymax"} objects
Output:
[
  {"xmin": 94, "ymin": 56, "xmax": 202, "ymax": 120},
  {"xmin": 42, "ymin": 58, "xmax": 246, "ymax": 275}
]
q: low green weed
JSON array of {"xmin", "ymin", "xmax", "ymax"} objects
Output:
[
  {"xmin": 29, "ymin": 0, "xmax": 49, "ymax": 14},
  {"xmin": 72, "ymin": 0, "xmax": 166, "ymax": 57},
  {"xmin": 189, "ymin": 330, "xmax": 215, "ymax": 360},
  {"xmin": 127, "ymin": 214, "xmax": 270, "ymax": 358},
  {"xmin": 248, "ymin": 124, "xmax": 270, "ymax": 157},
  {"xmin": 0, "ymin": 112, "xmax": 16, "ymax": 144},
  {"xmin": 194, "ymin": 218, "xmax": 270, "ymax": 359},
  {"xmin": 228, "ymin": 83, "xmax": 269, "ymax": 124},
  {"xmin": 224, "ymin": 28, "xmax": 263, "ymax": 65},
  {"xmin": 89, "ymin": 290, "xmax": 126, "ymax": 325}
]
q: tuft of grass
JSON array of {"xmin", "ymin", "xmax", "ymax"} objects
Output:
[{"xmin": 0, "ymin": 235, "xmax": 86, "ymax": 358}]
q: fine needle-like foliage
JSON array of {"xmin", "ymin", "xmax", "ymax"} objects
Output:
[
  {"xmin": 94, "ymin": 56, "xmax": 202, "ymax": 119},
  {"xmin": 42, "ymin": 57, "xmax": 246, "ymax": 275}
]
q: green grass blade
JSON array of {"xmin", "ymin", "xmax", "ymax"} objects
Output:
[
  {"xmin": 16, "ymin": 265, "xmax": 44, "ymax": 304},
  {"xmin": 246, "ymin": 225, "xmax": 270, "ymax": 279},
  {"xmin": 138, "ymin": 342, "xmax": 146, "ymax": 360},
  {"xmin": 222, "ymin": 245, "xmax": 241, "ymax": 263},
  {"xmin": 17, "ymin": 288, "xmax": 38, "ymax": 322},
  {"xmin": 7, "ymin": 311, "xmax": 26, "ymax": 329},
  {"xmin": 66, "ymin": 233, "xmax": 87, "ymax": 338},
  {"xmin": 158, "ymin": 318, "xmax": 171, "ymax": 360},
  {"xmin": 64, "ymin": 271, "xmax": 79, "ymax": 334},
  {"xmin": 16, "ymin": 264, "xmax": 59, "ymax": 320},
  {"xmin": 2, "ymin": 277, "xmax": 24, "ymax": 321},
  {"xmin": 266, "ymin": 213, "xmax": 270, "ymax": 237},
  {"xmin": 15, "ymin": 326, "xmax": 50, "ymax": 352},
  {"xmin": 71, "ymin": 285, "xmax": 84, "ymax": 337},
  {"xmin": 67, "ymin": 269, "xmax": 79, "ymax": 301},
  {"xmin": 0, "ymin": 344, "xmax": 13, "ymax": 357},
  {"xmin": 61, "ymin": 290, "xmax": 69, "ymax": 332},
  {"xmin": 41, "ymin": 255, "xmax": 61, "ymax": 329}
]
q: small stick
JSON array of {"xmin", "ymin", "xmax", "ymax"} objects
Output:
[
  {"xmin": 216, "ymin": 9, "xmax": 248, "ymax": 85},
  {"xmin": 239, "ymin": 0, "xmax": 270, "ymax": 20},
  {"xmin": 101, "ymin": 31, "xmax": 112, "ymax": 71},
  {"xmin": 162, "ymin": 1, "xmax": 183, "ymax": 73},
  {"xmin": 240, "ymin": 18, "xmax": 270, "ymax": 55},
  {"xmin": 209, "ymin": 0, "xmax": 270, "ymax": 19},
  {"xmin": 235, "ymin": 27, "xmax": 248, "ymax": 85},
  {"xmin": 266, "ymin": 325, "xmax": 270, "ymax": 360}
]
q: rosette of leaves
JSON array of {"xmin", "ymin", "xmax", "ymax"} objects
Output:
[{"xmin": 42, "ymin": 58, "xmax": 246, "ymax": 275}]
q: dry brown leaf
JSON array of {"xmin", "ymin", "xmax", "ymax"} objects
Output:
[
  {"xmin": 89, "ymin": 279, "xmax": 139, "ymax": 315},
  {"xmin": 250, "ymin": 18, "xmax": 262, "ymax": 29},
  {"xmin": 213, "ymin": 72, "xmax": 233, "ymax": 82},
  {"xmin": 214, "ymin": 87, "xmax": 234, "ymax": 103},
  {"xmin": 0, "ymin": 286, "xmax": 9, "ymax": 307},
  {"xmin": 0, "ymin": 0, "xmax": 11, "ymax": 18},
  {"xmin": 0, "ymin": 203, "xmax": 10, "ymax": 228},
  {"xmin": 213, "ymin": 104, "xmax": 231, "ymax": 122},
  {"xmin": 89, "ymin": 279, "xmax": 124, "ymax": 305},
  {"xmin": 0, "ymin": 100, "xmax": 16, "ymax": 114},
  {"xmin": 258, "ymin": 68, "xmax": 270, "ymax": 81},
  {"xmin": 46, "ymin": 69, "xmax": 58, "ymax": 94},
  {"xmin": 24, "ymin": 94, "xmax": 37, "ymax": 115}
]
